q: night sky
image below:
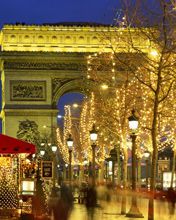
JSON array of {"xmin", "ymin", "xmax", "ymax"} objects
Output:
[{"xmin": 0, "ymin": 0, "xmax": 120, "ymax": 28}]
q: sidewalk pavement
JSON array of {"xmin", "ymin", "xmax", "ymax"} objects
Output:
[
  {"xmin": 69, "ymin": 197, "xmax": 175, "ymax": 220},
  {"xmin": 0, "ymin": 197, "xmax": 174, "ymax": 220}
]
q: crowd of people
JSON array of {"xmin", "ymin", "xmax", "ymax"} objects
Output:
[
  {"xmin": 48, "ymin": 182, "xmax": 176, "ymax": 220},
  {"xmin": 48, "ymin": 180, "xmax": 99, "ymax": 220},
  {"xmin": 20, "ymin": 180, "xmax": 176, "ymax": 220}
]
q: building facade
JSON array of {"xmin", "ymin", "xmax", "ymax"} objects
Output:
[{"xmin": 0, "ymin": 23, "xmax": 150, "ymax": 138}]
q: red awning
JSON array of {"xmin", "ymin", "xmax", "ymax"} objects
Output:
[{"xmin": 0, "ymin": 134, "xmax": 36, "ymax": 154}]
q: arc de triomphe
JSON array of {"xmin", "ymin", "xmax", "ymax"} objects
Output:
[{"xmin": 0, "ymin": 23, "xmax": 149, "ymax": 138}]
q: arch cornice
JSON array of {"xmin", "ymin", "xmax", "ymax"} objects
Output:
[{"xmin": 52, "ymin": 78, "xmax": 86, "ymax": 107}]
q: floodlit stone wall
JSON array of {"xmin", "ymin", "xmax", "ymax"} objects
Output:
[{"xmin": 0, "ymin": 24, "xmax": 150, "ymax": 53}]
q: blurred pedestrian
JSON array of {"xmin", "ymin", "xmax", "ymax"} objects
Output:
[
  {"xmin": 48, "ymin": 187, "xmax": 60, "ymax": 216},
  {"xmin": 106, "ymin": 181, "xmax": 113, "ymax": 202},
  {"xmin": 85, "ymin": 184, "xmax": 97, "ymax": 220},
  {"xmin": 53, "ymin": 182, "xmax": 73, "ymax": 220},
  {"xmin": 96, "ymin": 182, "xmax": 108, "ymax": 202},
  {"xmin": 20, "ymin": 213, "xmax": 34, "ymax": 220},
  {"xmin": 78, "ymin": 181, "xmax": 88, "ymax": 204},
  {"xmin": 166, "ymin": 187, "xmax": 175, "ymax": 216}
]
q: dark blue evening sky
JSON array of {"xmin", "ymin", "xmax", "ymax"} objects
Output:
[{"xmin": 0, "ymin": 0, "xmax": 120, "ymax": 28}]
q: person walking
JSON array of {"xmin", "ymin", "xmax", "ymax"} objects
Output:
[
  {"xmin": 166, "ymin": 187, "xmax": 176, "ymax": 216},
  {"xmin": 53, "ymin": 183, "xmax": 73, "ymax": 220},
  {"xmin": 85, "ymin": 184, "xmax": 97, "ymax": 220},
  {"xmin": 48, "ymin": 187, "xmax": 60, "ymax": 217}
]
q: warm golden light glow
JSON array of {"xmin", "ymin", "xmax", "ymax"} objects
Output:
[
  {"xmin": 100, "ymin": 84, "xmax": 109, "ymax": 90},
  {"xmin": 150, "ymin": 49, "xmax": 158, "ymax": 57}
]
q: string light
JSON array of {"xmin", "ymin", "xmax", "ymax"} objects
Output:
[
  {"xmin": 55, "ymin": 12, "xmax": 176, "ymax": 165},
  {"xmin": 0, "ymin": 166, "xmax": 18, "ymax": 209}
]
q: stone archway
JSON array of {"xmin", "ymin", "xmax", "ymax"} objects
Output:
[
  {"xmin": 52, "ymin": 78, "xmax": 87, "ymax": 108},
  {"xmin": 0, "ymin": 23, "xmax": 149, "ymax": 138},
  {"xmin": 0, "ymin": 51, "xmax": 87, "ymax": 138}
]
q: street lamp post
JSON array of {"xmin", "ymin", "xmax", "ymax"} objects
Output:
[
  {"xmin": 51, "ymin": 145, "xmax": 57, "ymax": 188},
  {"xmin": 39, "ymin": 150, "xmax": 45, "ymax": 168},
  {"xmin": 67, "ymin": 134, "xmax": 73, "ymax": 185},
  {"xmin": 83, "ymin": 158, "xmax": 88, "ymax": 178},
  {"xmin": 109, "ymin": 147, "xmax": 117, "ymax": 186},
  {"xmin": 144, "ymin": 150, "xmax": 150, "ymax": 189},
  {"xmin": 105, "ymin": 160, "xmax": 108, "ymax": 183},
  {"xmin": 90, "ymin": 124, "xmax": 98, "ymax": 186},
  {"xmin": 65, "ymin": 164, "xmax": 68, "ymax": 180},
  {"xmin": 36, "ymin": 150, "xmax": 45, "ymax": 179},
  {"xmin": 57, "ymin": 164, "xmax": 62, "ymax": 184},
  {"xmin": 126, "ymin": 110, "xmax": 143, "ymax": 218}
]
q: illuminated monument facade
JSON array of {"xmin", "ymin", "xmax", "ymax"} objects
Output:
[{"xmin": 0, "ymin": 23, "xmax": 149, "ymax": 137}]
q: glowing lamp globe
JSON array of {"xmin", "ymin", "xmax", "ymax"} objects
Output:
[
  {"xmin": 90, "ymin": 124, "xmax": 98, "ymax": 142},
  {"xmin": 51, "ymin": 145, "xmax": 57, "ymax": 153},
  {"xmin": 128, "ymin": 110, "xmax": 139, "ymax": 131},
  {"xmin": 67, "ymin": 134, "xmax": 73, "ymax": 150},
  {"xmin": 144, "ymin": 150, "xmax": 150, "ymax": 159},
  {"xmin": 40, "ymin": 150, "xmax": 45, "ymax": 156}
]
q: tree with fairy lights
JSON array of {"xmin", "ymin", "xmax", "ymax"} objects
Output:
[
  {"xmin": 56, "ymin": 100, "xmax": 96, "ymax": 171},
  {"xmin": 0, "ymin": 168, "xmax": 18, "ymax": 209},
  {"xmin": 85, "ymin": 52, "xmax": 145, "ymax": 214},
  {"xmin": 32, "ymin": 168, "xmax": 48, "ymax": 217},
  {"xmin": 83, "ymin": 2, "xmax": 176, "ymax": 219},
  {"xmin": 87, "ymin": 1, "xmax": 176, "ymax": 219},
  {"xmin": 56, "ymin": 105, "xmax": 73, "ymax": 164},
  {"xmin": 56, "ymin": 104, "xmax": 85, "ymax": 169},
  {"xmin": 79, "ymin": 93, "xmax": 96, "ymax": 162}
]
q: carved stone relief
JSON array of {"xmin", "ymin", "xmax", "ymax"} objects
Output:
[{"xmin": 10, "ymin": 80, "xmax": 46, "ymax": 101}]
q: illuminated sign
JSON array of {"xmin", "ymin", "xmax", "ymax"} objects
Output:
[
  {"xmin": 163, "ymin": 172, "xmax": 176, "ymax": 190},
  {"xmin": 21, "ymin": 179, "xmax": 35, "ymax": 195},
  {"xmin": 41, "ymin": 161, "xmax": 53, "ymax": 179},
  {"xmin": 108, "ymin": 161, "xmax": 113, "ymax": 175}
]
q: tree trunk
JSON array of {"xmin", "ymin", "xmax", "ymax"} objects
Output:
[
  {"xmin": 149, "ymin": 70, "xmax": 161, "ymax": 220},
  {"xmin": 171, "ymin": 145, "xmax": 176, "ymax": 188},
  {"xmin": 117, "ymin": 144, "xmax": 121, "ymax": 185},
  {"xmin": 121, "ymin": 145, "xmax": 128, "ymax": 214},
  {"xmin": 137, "ymin": 158, "xmax": 141, "ymax": 189}
]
